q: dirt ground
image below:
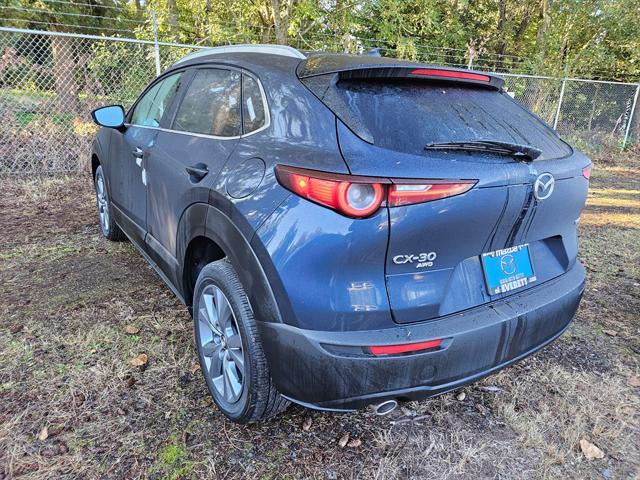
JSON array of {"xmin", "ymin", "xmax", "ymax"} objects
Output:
[{"xmin": 1, "ymin": 151, "xmax": 639, "ymax": 480}]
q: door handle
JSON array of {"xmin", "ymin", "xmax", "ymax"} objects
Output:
[
  {"xmin": 132, "ymin": 147, "xmax": 144, "ymax": 158},
  {"xmin": 186, "ymin": 164, "xmax": 209, "ymax": 182}
]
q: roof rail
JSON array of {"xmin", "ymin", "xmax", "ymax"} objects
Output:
[{"xmin": 173, "ymin": 44, "xmax": 306, "ymax": 66}]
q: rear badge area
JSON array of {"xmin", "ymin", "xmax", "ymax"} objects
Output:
[
  {"xmin": 392, "ymin": 252, "xmax": 437, "ymax": 269},
  {"xmin": 482, "ymin": 244, "xmax": 537, "ymax": 295}
]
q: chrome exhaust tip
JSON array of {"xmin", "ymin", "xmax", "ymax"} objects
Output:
[{"xmin": 371, "ymin": 399, "xmax": 398, "ymax": 416}]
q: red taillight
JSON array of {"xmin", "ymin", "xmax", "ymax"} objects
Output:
[
  {"xmin": 275, "ymin": 165, "xmax": 476, "ymax": 218},
  {"xmin": 388, "ymin": 182, "xmax": 475, "ymax": 207},
  {"xmin": 582, "ymin": 165, "xmax": 592, "ymax": 180},
  {"xmin": 410, "ymin": 68, "xmax": 491, "ymax": 83},
  {"xmin": 276, "ymin": 166, "xmax": 385, "ymax": 218},
  {"xmin": 370, "ymin": 339, "xmax": 442, "ymax": 356}
]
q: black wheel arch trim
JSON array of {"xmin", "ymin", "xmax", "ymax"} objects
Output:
[{"xmin": 176, "ymin": 201, "xmax": 292, "ymax": 325}]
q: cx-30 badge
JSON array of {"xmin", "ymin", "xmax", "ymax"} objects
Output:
[
  {"xmin": 534, "ymin": 173, "xmax": 555, "ymax": 200},
  {"xmin": 392, "ymin": 252, "xmax": 437, "ymax": 268}
]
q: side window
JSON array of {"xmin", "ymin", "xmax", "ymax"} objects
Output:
[
  {"xmin": 173, "ymin": 69, "xmax": 241, "ymax": 137},
  {"xmin": 242, "ymin": 74, "xmax": 266, "ymax": 133},
  {"xmin": 130, "ymin": 73, "xmax": 182, "ymax": 127}
]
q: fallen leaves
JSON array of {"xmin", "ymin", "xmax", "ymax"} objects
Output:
[
  {"xmin": 602, "ymin": 329, "xmax": 618, "ymax": 337},
  {"xmin": 627, "ymin": 375, "xmax": 640, "ymax": 388},
  {"xmin": 124, "ymin": 325, "xmax": 140, "ymax": 335},
  {"xmin": 479, "ymin": 385, "xmax": 505, "ymax": 393},
  {"xmin": 190, "ymin": 363, "xmax": 201, "ymax": 374},
  {"xmin": 338, "ymin": 432, "xmax": 349, "ymax": 448},
  {"xmin": 37, "ymin": 426, "xmax": 48, "ymax": 441},
  {"xmin": 130, "ymin": 353, "xmax": 148, "ymax": 367},
  {"xmin": 10, "ymin": 324, "xmax": 24, "ymax": 334},
  {"xmin": 347, "ymin": 438, "xmax": 362, "ymax": 448},
  {"xmin": 580, "ymin": 439, "xmax": 605, "ymax": 460},
  {"xmin": 302, "ymin": 417, "xmax": 312, "ymax": 432},
  {"xmin": 337, "ymin": 432, "xmax": 362, "ymax": 448}
]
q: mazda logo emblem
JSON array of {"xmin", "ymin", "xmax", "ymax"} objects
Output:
[
  {"xmin": 534, "ymin": 173, "xmax": 555, "ymax": 200},
  {"xmin": 500, "ymin": 254, "xmax": 516, "ymax": 275}
]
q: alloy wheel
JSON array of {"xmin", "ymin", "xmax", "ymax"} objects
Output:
[
  {"xmin": 95, "ymin": 172, "xmax": 110, "ymax": 233},
  {"xmin": 197, "ymin": 285, "xmax": 245, "ymax": 403}
]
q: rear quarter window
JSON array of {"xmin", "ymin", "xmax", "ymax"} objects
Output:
[
  {"xmin": 309, "ymin": 78, "xmax": 572, "ymax": 161},
  {"xmin": 173, "ymin": 69, "xmax": 241, "ymax": 137},
  {"xmin": 242, "ymin": 74, "xmax": 266, "ymax": 134}
]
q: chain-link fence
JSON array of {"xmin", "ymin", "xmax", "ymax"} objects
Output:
[{"xmin": 1, "ymin": 26, "xmax": 639, "ymax": 175}]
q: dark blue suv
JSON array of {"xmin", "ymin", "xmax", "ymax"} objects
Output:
[{"xmin": 90, "ymin": 46, "xmax": 590, "ymax": 423}]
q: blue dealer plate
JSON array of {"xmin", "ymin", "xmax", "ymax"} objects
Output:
[{"xmin": 481, "ymin": 244, "xmax": 536, "ymax": 296}]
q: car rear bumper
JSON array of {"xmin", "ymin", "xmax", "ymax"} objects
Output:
[{"xmin": 258, "ymin": 261, "xmax": 585, "ymax": 411}]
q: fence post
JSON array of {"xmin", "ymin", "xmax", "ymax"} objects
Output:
[
  {"xmin": 151, "ymin": 10, "xmax": 161, "ymax": 77},
  {"xmin": 553, "ymin": 78, "xmax": 566, "ymax": 130},
  {"xmin": 622, "ymin": 84, "xmax": 640, "ymax": 149}
]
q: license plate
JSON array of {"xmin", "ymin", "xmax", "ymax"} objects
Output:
[{"xmin": 481, "ymin": 244, "xmax": 536, "ymax": 295}]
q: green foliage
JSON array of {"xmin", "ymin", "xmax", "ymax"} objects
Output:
[
  {"xmin": 87, "ymin": 40, "xmax": 155, "ymax": 105},
  {"xmin": 2, "ymin": 0, "xmax": 638, "ymax": 80}
]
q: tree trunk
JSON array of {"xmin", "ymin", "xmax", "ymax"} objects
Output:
[
  {"xmin": 51, "ymin": 35, "xmax": 78, "ymax": 114},
  {"xmin": 536, "ymin": 0, "xmax": 552, "ymax": 69},
  {"xmin": 271, "ymin": 0, "xmax": 286, "ymax": 44},
  {"xmin": 495, "ymin": 0, "xmax": 508, "ymax": 70},
  {"xmin": 270, "ymin": 0, "xmax": 294, "ymax": 44},
  {"xmin": 167, "ymin": 0, "xmax": 179, "ymax": 38}
]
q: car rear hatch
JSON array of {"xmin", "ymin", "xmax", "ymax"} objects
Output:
[{"xmin": 298, "ymin": 55, "xmax": 590, "ymax": 324}]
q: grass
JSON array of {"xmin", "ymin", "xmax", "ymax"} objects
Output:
[{"xmin": 0, "ymin": 152, "xmax": 638, "ymax": 479}]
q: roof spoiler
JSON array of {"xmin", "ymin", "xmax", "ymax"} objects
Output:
[{"xmin": 297, "ymin": 55, "xmax": 504, "ymax": 90}]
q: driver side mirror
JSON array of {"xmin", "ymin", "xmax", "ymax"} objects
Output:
[{"xmin": 91, "ymin": 105, "xmax": 125, "ymax": 129}]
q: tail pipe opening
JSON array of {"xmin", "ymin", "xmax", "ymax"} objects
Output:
[{"xmin": 371, "ymin": 399, "xmax": 398, "ymax": 416}]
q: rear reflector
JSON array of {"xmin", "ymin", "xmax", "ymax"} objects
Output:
[
  {"xmin": 275, "ymin": 165, "xmax": 476, "ymax": 218},
  {"xmin": 410, "ymin": 68, "xmax": 491, "ymax": 82},
  {"xmin": 388, "ymin": 182, "xmax": 475, "ymax": 207},
  {"xmin": 370, "ymin": 339, "xmax": 442, "ymax": 356},
  {"xmin": 582, "ymin": 165, "xmax": 592, "ymax": 180}
]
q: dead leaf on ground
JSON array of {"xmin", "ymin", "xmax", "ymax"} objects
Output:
[
  {"xmin": 130, "ymin": 353, "xmax": 148, "ymax": 367},
  {"xmin": 580, "ymin": 439, "xmax": 605, "ymax": 460},
  {"xmin": 10, "ymin": 324, "xmax": 24, "ymax": 334},
  {"xmin": 190, "ymin": 363, "xmax": 201, "ymax": 374},
  {"xmin": 479, "ymin": 385, "xmax": 505, "ymax": 393},
  {"xmin": 347, "ymin": 438, "xmax": 362, "ymax": 448},
  {"xmin": 456, "ymin": 391, "xmax": 466, "ymax": 401},
  {"xmin": 125, "ymin": 325, "xmax": 140, "ymax": 335},
  {"xmin": 338, "ymin": 432, "xmax": 350, "ymax": 448},
  {"xmin": 602, "ymin": 330, "xmax": 618, "ymax": 337},
  {"xmin": 302, "ymin": 417, "xmax": 312, "ymax": 431},
  {"xmin": 37, "ymin": 426, "xmax": 48, "ymax": 441},
  {"xmin": 627, "ymin": 375, "xmax": 640, "ymax": 387}
]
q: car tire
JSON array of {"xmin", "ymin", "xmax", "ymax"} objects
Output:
[
  {"xmin": 94, "ymin": 165, "xmax": 126, "ymax": 241},
  {"xmin": 193, "ymin": 259, "xmax": 289, "ymax": 423}
]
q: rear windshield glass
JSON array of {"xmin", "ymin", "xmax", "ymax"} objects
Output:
[{"xmin": 314, "ymin": 78, "xmax": 571, "ymax": 160}]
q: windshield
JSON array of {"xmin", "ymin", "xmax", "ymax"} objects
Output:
[{"xmin": 317, "ymin": 78, "xmax": 572, "ymax": 161}]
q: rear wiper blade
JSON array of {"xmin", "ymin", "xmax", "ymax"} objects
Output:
[{"xmin": 425, "ymin": 140, "xmax": 542, "ymax": 161}]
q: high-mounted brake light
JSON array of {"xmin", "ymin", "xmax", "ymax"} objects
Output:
[
  {"xmin": 582, "ymin": 165, "xmax": 592, "ymax": 180},
  {"xmin": 275, "ymin": 165, "xmax": 476, "ymax": 218},
  {"xmin": 410, "ymin": 68, "xmax": 491, "ymax": 83},
  {"xmin": 370, "ymin": 339, "xmax": 442, "ymax": 356}
]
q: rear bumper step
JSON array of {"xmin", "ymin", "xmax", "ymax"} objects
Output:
[{"xmin": 258, "ymin": 261, "xmax": 585, "ymax": 410}]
